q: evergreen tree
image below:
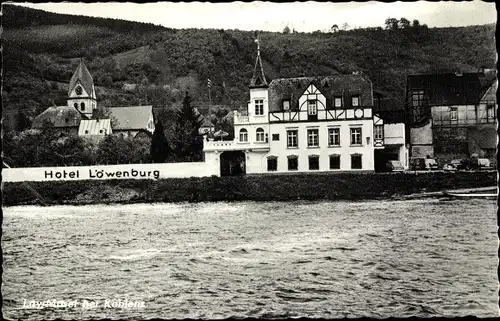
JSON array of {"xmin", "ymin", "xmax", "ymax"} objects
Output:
[
  {"xmin": 173, "ymin": 92, "xmax": 203, "ymax": 161},
  {"xmin": 150, "ymin": 120, "xmax": 169, "ymax": 163},
  {"xmin": 15, "ymin": 111, "xmax": 31, "ymax": 132}
]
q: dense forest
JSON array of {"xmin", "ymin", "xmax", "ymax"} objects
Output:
[{"xmin": 2, "ymin": 4, "xmax": 496, "ymax": 133}]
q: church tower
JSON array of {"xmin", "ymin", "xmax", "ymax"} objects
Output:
[{"xmin": 67, "ymin": 59, "xmax": 97, "ymax": 117}]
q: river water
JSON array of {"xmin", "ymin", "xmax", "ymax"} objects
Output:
[{"xmin": 2, "ymin": 199, "xmax": 498, "ymax": 319}]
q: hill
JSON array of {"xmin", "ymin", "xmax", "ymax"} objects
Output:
[{"xmin": 2, "ymin": 4, "xmax": 496, "ymax": 132}]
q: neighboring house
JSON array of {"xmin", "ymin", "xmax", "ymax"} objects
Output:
[
  {"xmin": 78, "ymin": 119, "xmax": 112, "ymax": 143},
  {"xmin": 32, "ymin": 59, "xmax": 155, "ymax": 141},
  {"xmin": 203, "ymin": 41, "xmax": 406, "ymax": 175},
  {"xmin": 405, "ymin": 71, "xmax": 497, "ymax": 162},
  {"xmin": 31, "ymin": 105, "xmax": 86, "ymax": 135},
  {"xmin": 108, "ymin": 106, "xmax": 155, "ymax": 139},
  {"xmin": 199, "ymin": 118, "xmax": 215, "ymax": 135}
]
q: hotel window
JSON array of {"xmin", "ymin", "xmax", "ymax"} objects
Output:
[
  {"xmin": 351, "ymin": 154, "xmax": 362, "ymax": 169},
  {"xmin": 267, "ymin": 156, "xmax": 278, "ymax": 171},
  {"xmin": 80, "ymin": 102, "xmax": 85, "ymax": 111},
  {"xmin": 352, "ymin": 96, "xmax": 360, "ymax": 107},
  {"xmin": 374, "ymin": 125, "xmax": 384, "ymax": 140},
  {"xmin": 350, "ymin": 127, "xmax": 362, "ymax": 145},
  {"xmin": 334, "ymin": 97, "xmax": 342, "ymax": 108},
  {"xmin": 287, "ymin": 155, "xmax": 298, "ymax": 171},
  {"xmin": 287, "ymin": 130, "xmax": 298, "ymax": 148},
  {"xmin": 486, "ymin": 104, "xmax": 495, "ymax": 119},
  {"xmin": 255, "ymin": 99, "xmax": 264, "ymax": 115},
  {"xmin": 239, "ymin": 128, "xmax": 248, "ymax": 142},
  {"xmin": 84, "ymin": 130, "xmax": 89, "ymax": 134},
  {"xmin": 283, "ymin": 100, "xmax": 290, "ymax": 111},
  {"xmin": 450, "ymin": 107, "xmax": 458, "ymax": 121},
  {"xmin": 272, "ymin": 134, "xmax": 280, "ymax": 141},
  {"xmin": 411, "ymin": 90, "xmax": 424, "ymax": 107},
  {"xmin": 256, "ymin": 128, "xmax": 265, "ymax": 142},
  {"xmin": 307, "ymin": 100, "xmax": 317, "ymax": 115},
  {"xmin": 307, "ymin": 129, "xmax": 319, "ymax": 147},
  {"xmin": 329, "ymin": 154, "xmax": 341, "ymax": 169},
  {"xmin": 308, "ymin": 155, "xmax": 320, "ymax": 170},
  {"xmin": 328, "ymin": 128, "xmax": 340, "ymax": 146}
]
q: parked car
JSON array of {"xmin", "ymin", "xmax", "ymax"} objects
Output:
[
  {"xmin": 385, "ymin": 160, "xmax": 404, "ymax": 172},
  {"xmin": 443, "ymin": 159, "xmax": 466, "ymax": 171},
  {"xmin": 476, "ymin": 158, "xmax": 494, "ymax": 170},
  {"xmin": 425, "ymin": 158, "xmax": 439, "ymax": 170}
]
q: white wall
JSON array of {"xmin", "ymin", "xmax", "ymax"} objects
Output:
[
  {"xmin": 3, "ymin": 162, "xmax": 219, "ymax": 182},
  {"xmin": 246, "ymin": 119, "xmax": 375, "ymax": 173}
]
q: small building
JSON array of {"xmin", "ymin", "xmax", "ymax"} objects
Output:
[
  {"xmin": 199, "ymin": 117, "xmax": 215, "ymax": 135},
  {"xmin": 406, "ymin": 71, "xmax": 497, "ymax": 163},
  {"xmin": 78, "ymin": 119, "xmax": 112, "ymax": 143},
  {"xmin": 203, "ymin": 39, "xmax": 407, "ymax": 175}
]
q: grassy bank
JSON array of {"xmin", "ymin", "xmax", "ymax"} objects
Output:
[{"xmin": 2, "ymin": 171, "xmax": 497, "ymax": 206}]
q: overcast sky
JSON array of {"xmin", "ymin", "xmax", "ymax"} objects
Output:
[{"xmin": 11, "ymin": 1, "xmax": 497, "ymax": 32}]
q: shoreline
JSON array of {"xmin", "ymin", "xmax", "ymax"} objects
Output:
[{"xmin": 2, "ymin": 171, "xmax": 497, "ymax": 207}]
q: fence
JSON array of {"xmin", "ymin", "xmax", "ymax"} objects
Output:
[{"xmin": 2, "ymin": 162, "xmax": 219, "ymax": 182}]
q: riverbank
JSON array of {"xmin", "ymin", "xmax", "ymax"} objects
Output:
[{"xmin": 2, "ymin": 171, "xmax": 497, "ymax": 206}]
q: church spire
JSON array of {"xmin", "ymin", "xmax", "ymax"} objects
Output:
[{"xmin": 249, "ymin": 34, "xmax": 268, "ymax": 88}]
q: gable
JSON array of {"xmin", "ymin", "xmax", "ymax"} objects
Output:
[
  {"xmin": 268, "ymin": 75, "xmax": 373, "ymax": 112},
  {"xmin": 109, "ymin": 106, "xmax": 153, "ymax": 131}
]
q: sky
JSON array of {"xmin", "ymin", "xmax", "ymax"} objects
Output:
[{"xmin": 9, "ymin": 1, "xmax": 497, "ymax": 32}]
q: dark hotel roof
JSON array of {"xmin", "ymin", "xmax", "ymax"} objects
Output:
[{"xmin": 268, "ymin": 74, "xmax": 373, "ymax": 112}]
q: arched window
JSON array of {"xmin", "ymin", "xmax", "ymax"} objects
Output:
[
  {"xmin": 80, "ymin": 102, "xmax": 85, "ymax": 111},
  {"xmin": 74, "ymin": 103, "xmax": 78, "ymax": 109},
  {"xmin": 239, "ymin": 128, "xmax": 248, "ymax": 142},
  {"xmin": 256, "ymin": 128, "xmax": 265, "ymax": 142}
]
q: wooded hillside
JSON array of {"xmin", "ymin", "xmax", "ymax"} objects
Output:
[{"xmin": 2, "ymin": 4, "xmax": 496, "ymax": 132}]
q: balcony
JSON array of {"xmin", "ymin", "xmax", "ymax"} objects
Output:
[{"xmin": 203, "ymin": 138, "xmax": 270, "ymax": 152}]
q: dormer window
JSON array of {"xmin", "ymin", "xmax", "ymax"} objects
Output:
[
  {"xmin": 283, "ymin": 100, "xmax": 290, "ymax": 111},
  {"xmin": 352, "ymin": 96, "xmax": 360, "ymax": 107},
  {"xmin": 75, "ymin": 86, "xmax": 83, "ymax": 95},
  {"xmin": 307, "ymin": 100, "xmax": 317, "ymax": 115},
  {"xmin": 334, "ymin": 97, "xmax": 342, "ymax": 108}
]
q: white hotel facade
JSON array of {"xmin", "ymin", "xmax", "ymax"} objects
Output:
[{"xmin": 203, "ymin": 44, "xmax": 407, "ymax": 175}]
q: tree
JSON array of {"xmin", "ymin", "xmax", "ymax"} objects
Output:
[
  {"xmin": 385, "ymin": 18, "xmax": 399, "ymax": 30},
  {"xmin": 399, "ymin": 18, "xmax": 411, "ymax": 29},
  {"xmin": 283, "ymin": 26, "xmax": 291, "ymax": 34},
  {"xmin": 331, "ymin": 24, "xmax": 339, "ymax": 33},
  {"xmin": 150, "ymin": 120, "xmax": 169, "ymax": 163},
  {"xmin": 173, "ymin": 92, "xmax": 203, "ymax": 162},
  {"xmin": 15, "ymin": 111, "xmax": 31, "ymax": 132},
  {"xmin": 412, "ymin": 19, "xmax": 420, "ymax": 27},
  {"xmin": 342, "ymin": 23, "xmax": 349, "ymax": 31}
]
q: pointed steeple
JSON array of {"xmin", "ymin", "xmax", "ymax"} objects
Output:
[
  {"xmin": 68, "ymin": 58, "xmax": 96, "ymax": 99},
  {"xmin": 249, "ymin": 34, "xmax": 268, "ymax": 89}
]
